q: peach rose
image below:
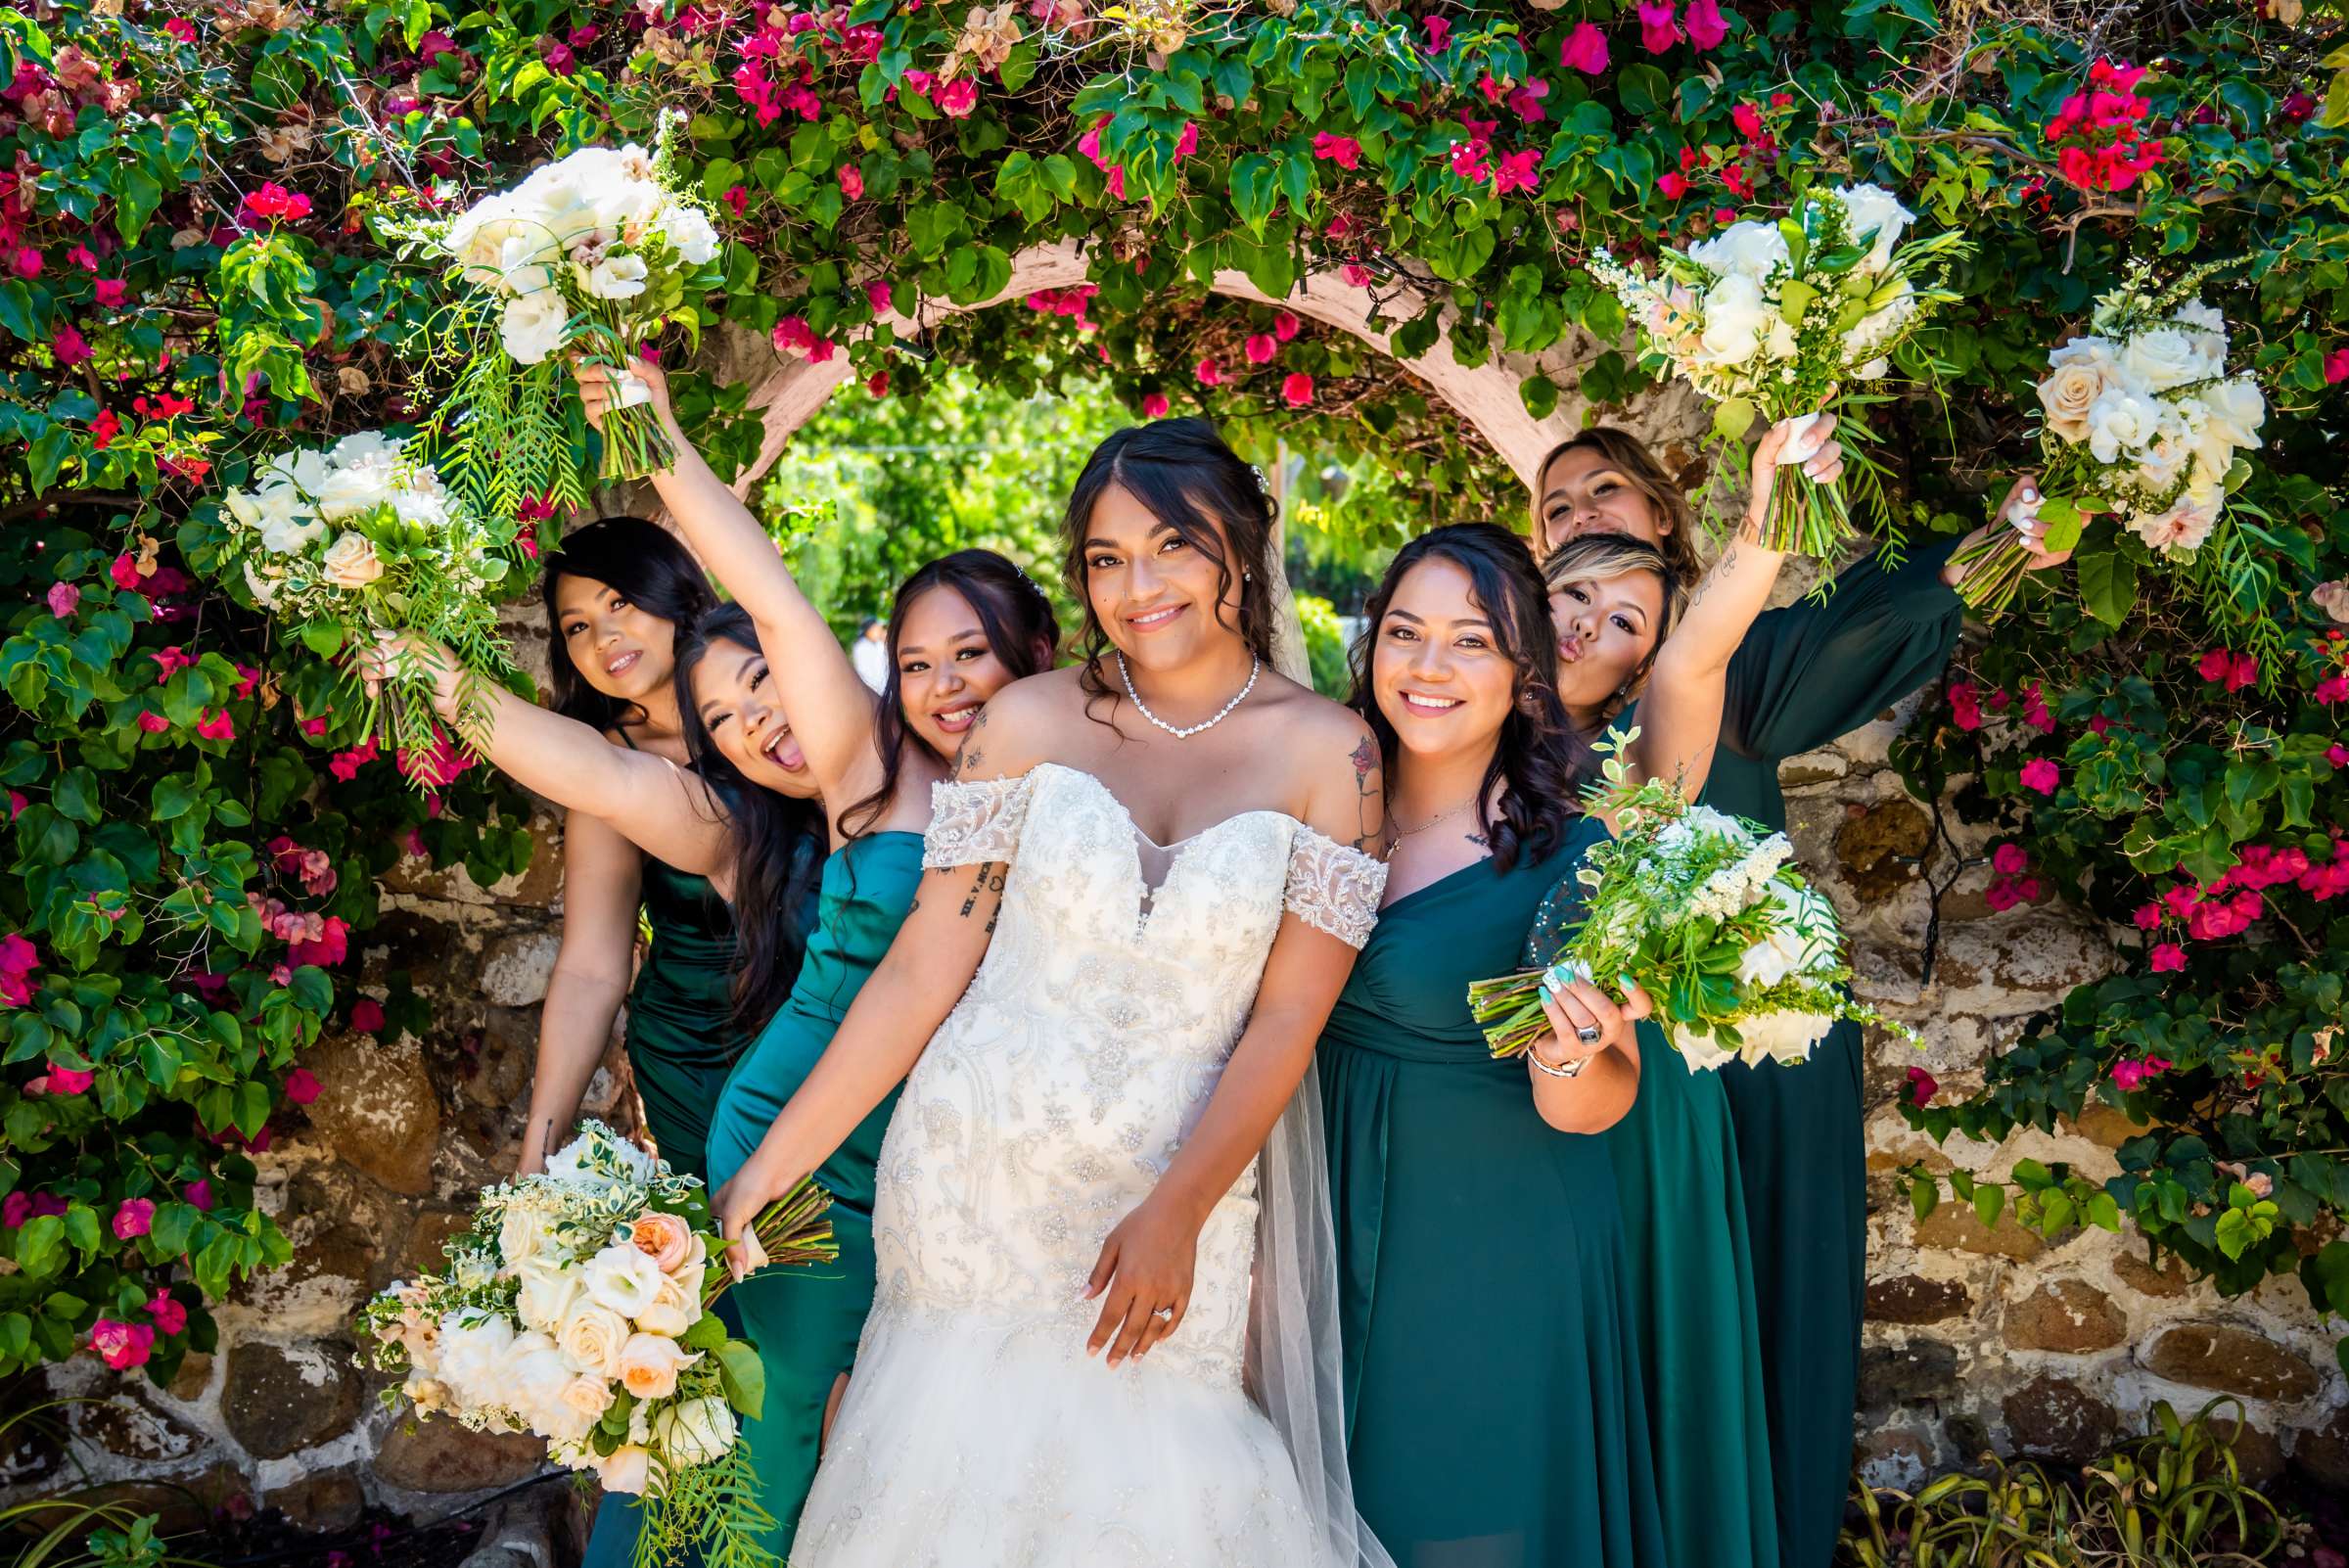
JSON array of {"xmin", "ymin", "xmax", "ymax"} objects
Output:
[
  {"xmin": 632, "ymin": 1268, "xmax": 700, "ymax": 1339},
  {"xmin": 616, "ymin": 1331, "xmax": 701, "ymax": 1401},
  {"xmin": 596, "ymin": 1444, "xmax": 652, "ymax": 1496},
  {"xmin": 558, "ymin": 1372, "xmax": 615, "ymax": 1424},
  {"xmin": 320, "ymin": 530, "xmax": 385, "ymax": 589},
  {"xmin": 629, "ymin": 1211, "xmax": 694, "ymax": 1273},
  {"xmin": 2037, "ymin": 340, "xmax": 2117, "ymax": 444}
]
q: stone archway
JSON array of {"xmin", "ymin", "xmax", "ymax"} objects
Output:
[{"xmin": 701, "ymin": 238, "xmax": 1713, "ymax": 676}]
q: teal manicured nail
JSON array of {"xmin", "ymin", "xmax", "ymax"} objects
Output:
[{"xmin": 1619, "ymin": 973, "xmax": 1637, "ymax": 992}]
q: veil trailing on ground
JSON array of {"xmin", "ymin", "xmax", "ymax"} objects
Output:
[{"xmin": 1249, "ymin": 1067, "xmax": 1400, "ymax": 1568}]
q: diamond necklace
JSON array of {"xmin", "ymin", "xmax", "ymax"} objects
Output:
[{"xmin": 1117, "ymin": 651, "xmax": 1260, "ymax": 739}]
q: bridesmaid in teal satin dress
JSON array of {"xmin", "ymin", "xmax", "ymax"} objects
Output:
[
  {"xmin": 1535, "ymin": 436, "xmax": 2068, "ymax": 1568},
  {"xmin": 1321, "ymin": 496, "xmax": 1799, "ymax": 1565}
]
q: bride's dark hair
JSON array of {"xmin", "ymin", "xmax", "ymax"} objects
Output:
[
  {"xmin": 1347, "ymin": 523, "xmax": 1591, "ymax": 873},
  {"xmin": 1059, "ymin": 419, "xmax": 1279, "ymax": 716},
  {"xmin": 671, "ymin": 603, "xmax": 827, "ymax": 1030}
]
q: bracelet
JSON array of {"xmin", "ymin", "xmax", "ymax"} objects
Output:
[{"xmin": 1527, "ymin": 1038, "xmax": 1592, "ymax": 1080}]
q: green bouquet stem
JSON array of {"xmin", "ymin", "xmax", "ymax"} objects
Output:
[
  {"xmin": 702, "ymin": 1176, "xmax": 838, "ymax": 1311},
  {"xmin": 596, "ymin": 396, "xmax": 679, "ymax": 485},
  {"xmin": 1949, "ymin": 529, "xmax": 2036, "ymax": 618},
  {"xmin": 1758, "ymin": 463, "xmax": 1855, "ymax": 559},
  {"xmin": 1469, "ymin": 967, "xmax": 1588, "ymax": 1059}
]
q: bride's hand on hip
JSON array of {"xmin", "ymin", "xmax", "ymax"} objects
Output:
[
  {"xmin": 1082, "ymin": 1196, "xmax": 1200, "ymax": 1368},
  {"xmin": 711, "ymin": 1145, "xmax": 796, "ymax": 1284}
]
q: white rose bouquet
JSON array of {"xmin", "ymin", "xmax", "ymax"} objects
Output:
[
  {"xmin": 359, "ymin": 1123, "xmax": 836, "ymax": 1568},
  {"xmin": 218, "ymin": 431, "xmax": 524, "ymax": 773},
  {"xmin": 390, "ymin": 110, "xmax": 723, "ymax": 487},
  {"xmin": 1951, "ymin": 258, "xmax": 2266, "ymax": 616},
  {"xmin": 1588, "ymin": 184, "xmax": 1967, "ymax": 559},
  {"xmin": 1468, "ymin": 734, "xmax": 1916, "ymax": 1069}
]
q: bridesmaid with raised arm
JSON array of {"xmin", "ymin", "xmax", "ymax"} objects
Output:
[
  {"xmin": 1533, "ymin": 430, "xmax": 2067, "ymax": 1568},
  {"xmin": 1322, "ymin": 420, "xmax": 1819, "ymax": 1568}
]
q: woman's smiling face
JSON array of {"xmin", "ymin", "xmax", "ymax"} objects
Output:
[
  {"xmin": 1081, "ymin": 482, "xmax": 1245, "ymax": 672},
  {"xmin": 689, "ymin": 636, "xmax": 820, "ymax": 799},
  {"xmin": 895, "ymin": 584, "xmax": 1025, "ymax": 759},
  {"xmin": 1536, "ymin": 447, "xmax": 1672, "ymax": 557},
  {"xmin": 554, "ymin": 572, "xmax": 677, "ymax": 706}
]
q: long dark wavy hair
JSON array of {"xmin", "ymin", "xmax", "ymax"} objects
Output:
[
  {"xmin": 1059, "ymin": 419, "xmax": 1279, "ymax": 717},
  {"xmin": 1348, "ymin": 523, "xmax": 1591, "ymax": 873},
  {"xmin": 541, "ymin": 518, "xmax": 717, "ymax": 732},
  {"xmin": 672, "ymin": 604, "xmax": 827, "ymax": 1031},
  {"xmin": 841, "ymin": 549, "xmax": 1062, "ymax": 836}
]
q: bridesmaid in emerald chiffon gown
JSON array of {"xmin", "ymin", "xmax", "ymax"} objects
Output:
[
  {"xmin": 1535, "ymin": 433, "xmax": 2068, "ymax": 1568},
  {"xmin": 1322, "ymin": 473, "xmax": 1805, "ymax": 1564}
]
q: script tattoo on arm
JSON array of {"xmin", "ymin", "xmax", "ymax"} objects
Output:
[
  {"xmin": 1685, "ymin": 542, "xmax": 1738, "ymax": 615},
  {"xmin": 957, "ymin": 862, "xmax": 1005, "ymax": 919}
]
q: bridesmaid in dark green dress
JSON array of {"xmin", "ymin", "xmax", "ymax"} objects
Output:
[
  {"xmin": 1322, "ymin": 497, "xmax": 1800, "ymax": 1564},
  {"xmin": 1535, "ymin": 438, "xmax": 2069, "ymax": 1568}
]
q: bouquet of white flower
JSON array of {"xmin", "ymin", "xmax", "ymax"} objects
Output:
[
  {"xmin": 392, "ymin": 110, "xmax": 722, "ymax": 488},
  {"xmin": 219, "ymin": 430, "xmax": 523, "ymax": 772},
  {"xmin": 1589, "ymin": 184, "xmax": 1967, "ymax": 559},
  {"xmin": 1469, "ymin": 735, "xmax": 1915, "ymax": 1069},
  {"xmin": 359, "ymin": 1123, "xmax": 836, "ymax": 1568},
  {"xmin": 1951, "ymin": 259, "xmax": 2267, "ymax": 616}
]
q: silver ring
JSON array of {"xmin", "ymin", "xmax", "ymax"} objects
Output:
[
  {"xmin": 1151, "ymin": 1305, "xmax": 1174, "ymax": 1319},
  {"xmin": 1575, "ymin": 1025, "xmax": 1603, "ymax": 1044}
]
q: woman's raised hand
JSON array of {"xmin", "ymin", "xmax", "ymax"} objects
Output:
[
  {"xmin": 1744, "ymin": 411, "xmax": 1845, "ymax": 531},
  {"xmin": 355, "ymin": 629, "xmax": 463, "ymax": 715},
  {"xmin": 572, "ymin": 356, "xmax": 679, "ymax": 438}
]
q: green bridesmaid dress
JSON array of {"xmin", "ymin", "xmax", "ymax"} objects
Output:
[
  {"xmin": 1702, "ymin": 534, "xmax": 1964, "ymax": 1568},
  {"xmin": 704, "ymin": 831, "xmax": 923, "ymax": 1553},
  {"xmin": 1321, "ymin": 822, "xmax": 1667, "ymax": 1568},
  {"xmin": 623, "ymin": 854, "xmax": 755, "ymax": 1183},
  {"xmin": 1523, "ymin": 809, "xmax": 1775, "ymax": 1568}
]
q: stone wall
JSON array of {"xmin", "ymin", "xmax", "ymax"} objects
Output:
[{"xmin": 13, "ymin": 641, "xmax": 2346, "ymax": 1554}]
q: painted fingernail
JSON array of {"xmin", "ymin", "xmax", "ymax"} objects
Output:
[
  {"xmin": 1619, "ymin": 973, "xmax": 1637, "ymax": 992},
  {"xmin": 2021, "ymin": 486, "xmax": 2037, "ymax": 502}
]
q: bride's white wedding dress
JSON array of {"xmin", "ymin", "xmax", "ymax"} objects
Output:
[{"xmin": 791, "ymin": 761, "xmax": 1388, "ymax": 1567}]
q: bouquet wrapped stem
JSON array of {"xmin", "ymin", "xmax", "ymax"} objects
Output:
[
  {"xmin": 1754, "ymin": 412, "xmax": 1853, "ymax": 558},
  {"xmin": 706, "ymin": 1178, "xmax": 837, "ymax": 1312},
  {"xmin": 578, "ymin": 310, "xmax": 679, "ymax": 484}
]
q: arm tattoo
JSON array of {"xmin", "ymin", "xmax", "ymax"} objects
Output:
[
  {"xmin": 957, "ymin": 862, "xmax": 1005, "ymax": 918},
  {"xmin": 948, "ymin": 708, "xmax": 991, "ymax": 781},
  {"xmin": 1349, "ymin": 735, "xmax": 1382, "ymax": 855},
  {"xmin": 1687, "ymin": 543, "xmax": 1738, "ymax": 613}
]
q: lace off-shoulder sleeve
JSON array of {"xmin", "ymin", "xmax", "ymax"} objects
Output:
[
  {"xmin": 922, "ymin": 774, "xmax": 1036, "ymax": 869},
  {"xmin": 1282, "ymin": 826, "xmax": 1388, "ymax": 948}
]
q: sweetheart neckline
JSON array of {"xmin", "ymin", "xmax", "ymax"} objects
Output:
[{"xmin": 1030, "ymin": 761, "xmax": 1302, "ymax": 853}]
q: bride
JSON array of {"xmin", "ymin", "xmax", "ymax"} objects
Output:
[{"xmin": 713, "ymin": 417, "xmax": 1393, "ymax": 1566}]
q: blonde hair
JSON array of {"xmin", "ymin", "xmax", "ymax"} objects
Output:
[
  {"xmin": 1540, "ymin": 532, "xmax": 1684, "ymax": 724},
  {"xmin": 1531, "ymin": 428, "xmax": 1705, "ymax": 587}
]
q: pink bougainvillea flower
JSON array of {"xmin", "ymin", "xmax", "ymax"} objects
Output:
[
  {"xmin": 1449, "ymin": 140, "xmax": 1494, "ymax": 184},
  {"xmin": 865, "ymin": 370, "xmax": 890, "ymax": 397},
  {"xmin": 148, "ymin": 1295, "xmax": 188, "ymax": 1336},
  {"xmin": 46, "ymin": 581, "xmax": 79, "ymax": 619},
  {"xmin": 9, "ymin": 248, "xmax": 42, "ymax": 280},
  {"xmin": 2195, "ymin": 648, "xmax": 2231, "ymax": 682},
  {"xmin": 838, "ymin": 163, "xmax": 865, "ymax": 201},
  {"xmin": 936, "ymin": 77, "xmax": 978, "ymax": 116},
  {"xmin": 1420, "ymin": 14, "xmax": 1451, "ymax": 53},
  {"xmin": 2110, "ymin": 1055, "xmax": 2173, "ymax": 1091},
  {"xmin": 1657, "ymin": 170, "xmax": 1690, "ymax": 199},
  {"xmin": 1, "ymin": 1192, "xmax": 29, "ymax": 1228},
  {"xmin": 1312, "ymin": 132, "xmax": 1363, "ymax": 170},
  {"xmin": 1733, "ymin": 102, "xmax": 1765, "ymax": 139},
  {"xmin": 1506, "ymin": 77, "xmax": 1549, "ymax": 123},
  {"xmin": 289, "ymin": 915, "xmax": 349, "ymax": 969},
  {"xmin": 1195, "ymin": 358, "xmax": 1223, "ymax": 387},
  {"xmin": 2149, "ymin": 942, "xmax": 2186, "ymax": 973},
  {"xmin": 2325, "ymin": 347, "xmax": 2349, "ymax": 385},
  {"xmin": 241, "ymin": 183, "xmax": 312, "ymax": 226},
  {"xmin": 1281, "ymin": 372, "xmax": 1314, "ymax": 408},
  {"xmin": 2329, "ymin": 743, "xmax": 2349, "ymax": 769},
  {"xmin": 7, "ymin": 792, "xmax": 23, "ymax": 820},
  {"xmin": 1560, "ymin": 21, "xmax": 1608, "ymax": 74},
  {"xmin": 771, "ymin": 314, "xmax": 817, "ymax": 358},
  {"xmin": 866, "ymin": 279, "xmax": 894, "ymax": 314},
  {"xmin": 2132, "ymin": 902, "xmax": 2160, "ymax": 930},
  {"xmin": 721, "ymin": 183, "xmax": 749, "ymax": 218},
  {"xmin": 195, "ymin": 710, "xmax": 235, "ymax": 741},
  {"xmin": 110, "ymin": 552, "xmax": 144, "ymax": 591},
  {"xmin": 1905, "ymin": 1066, "xmax": 1937, "ymax": 1107},
  {"xmin": 91, "ymin": 1319, "xmax": 157, "ymax": 1370},
  {"xmin": 42, "ymin": 1064, "xmax": 92, "ymax": 1095},
  {"xmin": 1141, "ymin": 392, "xmax": 1171, "ymax": 418},
  {"xmin": 1273, "ymin": 310, "xmax": 1301, "ymax": 343},
  {"xmin": 1493, "ymin": 149, "xmax": 1542, "ymax": 196},
  {"xmin": 284, "ymin": 1067, "xmax": 322, "ymax": 1105},
  {"xmin": 136, "ymin": 711, "xmax": 170, "ymax": 734},
  {"xmin": 52, "ymin": 324, "xmax": 90, "ymax": 366},
  {"xmin": 1174, "ymin": 120, "xmax": 1199, "ymax": 161},
  {"xmin": 327, "ymin": 737, "xmax": 377, "ymax": 782},
  {"xmin": 1341, "ymin": 262, "xmax": 1374, "ymax": 288},
  {"xmin": 161, "ymin": 17, "xmax": 197, "ymax": 41},
  {"xmin": 113, "ymin": 1198, "xmax": 156, "ymax": 1240},
  {"xmin": 1992, "ymin": 843, "xmax": 2029, "ymax": 875},
  {"xmin": 1637, "ymin": 0, "xmax": 1681, "ymax": 53},
  {"xmin": 185, "ymin": 1178, "xmax": 214, "ymax": 1212},
  {"xmin": 151, "ymin": 646, "xmax": 194, "ymax": 681},
  {"xmin": 1682, "ymin": 0, "xmax": 1727, "ymax": 51},
  {"xmin": 234, "ymin": 664, "xmax": 261, "ymax": 700},
  {"xmin": 541, "ymin": 39, "xmax": 576, "ymax": 73},
  {"xmin": 2019, "ymin": 758, "xmax": 2060, "ymax": 795},
  {"xmin": 1245, "ymin": 334, "xmax": 1277, "ymax": 365},
  {"xmin": 351, "ymin": 998, "xmax": 386, "ymax": 1033}
]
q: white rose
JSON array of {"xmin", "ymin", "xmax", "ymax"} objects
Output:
[
  {"xmin": 631, "ymin": 1268, "xmax": 700, "ymax": 1339},
  {"xmin": 654, "ymin": 1396, "xmax": 737, "ymax": 1467},
  {"xmin": 327, "ymin": 430, "xmax": 400, "ymax": 468},
  {"xmin": 1735, "ymin": 882, "xmax": 1830, "ymax": 988},
  {"xmin": 2198, "ymin": 377, "xmax": 2265, "ymax": 452},
  {"xmin": 514, "ymin": 1268, "xmax": 582, "ymax": 1334},
  {"xmin": 255, "ymin": 491, "xmax": 326, "ymax": 556},
  {"xmin": 315, "ymin": 455, "xmax": 397, "ymax": 522},
  {"xmin": 2135, "ymin": 404, "xmax": 2202, "ymax": 491},
  {"xmin": 662, "ymin": 203, "xmax": 719, "ymax": 265},
  {"xmin": 500, "ymin": 291, "xmax": 571, "ymax": 366},
  {"xmin": 1695, "ymin": 273, "xmax": 1768, "ymax": 367},
  {"xmin": 1687, "ymin": 219, "xmax": 1789, "ymax": 282},
  {"xmin": 435, "ymin": 1312, "xmax": 518, "ymax": 1407},
  {"xmin": 616, "ymin": 1330, "xmax": 701, "ymax": 1400},
  {"xmin": 556, "ymin": 1301, "xmax": 631, "ymax": 1378},
  {"xmin": 595, "ymin": 1444, "xmax": 654, "ymax": 1495},
  {"xmin": 320, "ymin": 531, "xmax": 385, "ymax": 589},
  {"xmin": 391, "ymin": 484, "xmax": 451, "ymax": 534},
  {"xmin": 558, "ymin": 1372, "xmax": 614, "ymax": 1425},
  {"xmin": 2084, "ymin": 382, "xmax": 2165, "ymax": 466},
  {"xmin": 1733, "ymin": 1009, "xmax": 1834, "ymax": 1068},
  {"xmin": 583, "ymin": 1242, "xmax": 668, "ymax": 1318},
  {"xmin": 506, "ymin": 1330, "xmax": 580, "ymax": 1435},
  {"xmin": 1834, "ymin": 182, "xmax": 1913, "ymax": 271},
  {"xmin": 2118, "ymin": 327, "xmax": 2210, "ymax": 393},
  {"xmin": 584, "ymin": 253, "xmax": 650, "ymax": 300},
  {"xmin": 1668, "ymin": 1025, "xmax": 1737, "ymax": 1073},
  {"xmin": 2170, "ymin": 298, "xmax": 2226, "ymax": 336},
  {"xmin": 263, "ymin": 446, "xmax": 335, "ymax": 497}
]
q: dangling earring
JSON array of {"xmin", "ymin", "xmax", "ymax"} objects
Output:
[{"xmin": 1244, "ymin": 570, "xmax": 1253, "ymax": 581}]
